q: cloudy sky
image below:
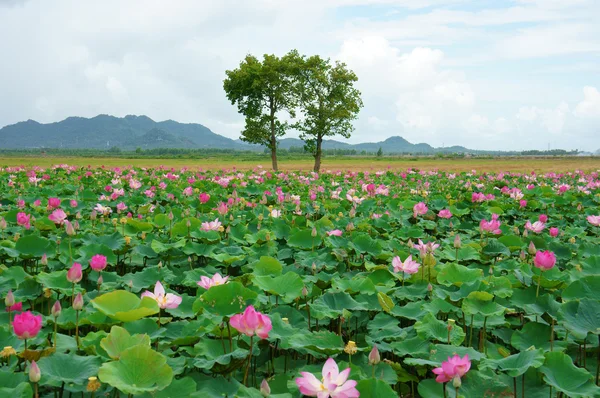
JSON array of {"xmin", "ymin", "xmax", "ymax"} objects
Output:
[{"xmin": 1, "ymin": 0, "xmax": 599, "ymax": 151}]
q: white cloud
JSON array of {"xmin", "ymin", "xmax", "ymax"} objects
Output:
[{"xmin": 574, "ymin": 86, "xmax": 600, "ymax": 118}]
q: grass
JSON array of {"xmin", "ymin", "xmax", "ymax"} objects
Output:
[{"xmin": 1, "ymin": 155, "xmax": 599, "ymax": 173}]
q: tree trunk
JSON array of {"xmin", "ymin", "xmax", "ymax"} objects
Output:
[
  {"xmin": 269, "ymin": 98, "xmax": 278, "ymax": 171},
  {"xmin": 313, "ymin": 135, "xmax": 323, "ymax": 173}
]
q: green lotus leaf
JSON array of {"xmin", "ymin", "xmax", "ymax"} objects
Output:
[
  {"xmin": 355, "ymin": 378, "xmax": 398, "ymax": 398},
  {"xmin": 540, "ymin": 352, "xmax": 600, "ymax": 397},
  {"xmin": 15, "ymin": 235, "xmax": 56, "ymax": 258},
  {"xmin": 192, "ymin": 281, "xmax": 258, "ymax": 317},
  {"xmin": 91, "ymin": 290, "xmax": 160, "ymax": 322},
  {"xmin": 414, "ymin": 313, "xmax": 465, "ymax": 345},
  {"xmin": 437, "ymin": 263, "xmax": 483, "ymax": 287},
  {"xmin": 557, "ymin": 299, "xmax": 600, "ymax": 339},
  {"xmin": 98, "ymin": 344, "xmax": 173, "ymax": 395},
  {"xmin": 37, "ymin": 353, "xmax": 102, "ymax": 387},
  {"xmin": 100, "ymin": 325, "xmax": 151, "ymax": 360},
  {"xmin": 253, "ymin": 272, "xmax": 304, "ymax": 302}
]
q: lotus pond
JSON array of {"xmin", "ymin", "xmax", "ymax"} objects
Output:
[{"xmin": 1, "ymin": 165, "xmax": 600, "ymax": 397}]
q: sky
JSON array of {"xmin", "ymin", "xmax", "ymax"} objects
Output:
[{"xmin": 0, "ymin": 0, "xmax": 599, "ymax": 151}]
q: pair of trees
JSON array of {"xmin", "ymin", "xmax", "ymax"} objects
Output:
[{"xmin": 223, "ymin": 50, "xmax": 363, "ymax": 172}]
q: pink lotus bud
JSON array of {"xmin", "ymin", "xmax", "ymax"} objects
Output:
[
  {"xmin": 29, "ymin": 360, "xmax": 41, "ymax": 383},
  {"xmin": 65, "ymin": 220, "xmax": 76, "ymax": 236},
  {"xmin": 302, "ymin": 286, "xmax": 308, "ymax": 297},
  {"xmin": 89, "ymin": 254, "xmax": 107, "ymax": 271},
  {"xmin": 549, "ymin": 227, "xmax": 559, "ymax": 237},
  {"xmin": 311, "ymin": 227, "xmax": 317, "ymax": 237},
  {"xmin": 453, "ymin": 234, "xmax": 461, "ymax": 249},
  {"xmin": 260, "ymin": 379, "xmax": 271, "ymax": 397},
  {"xmin": 5, "ymin": 289, "xmax": 15, "ymax": 307},
  {"xmin": 73, "ymin": 293, "xmax": 84, "ymax": 310},
  {"xmin": 528, "ymin": 241, "xmax": 536, "ymax": 255},
  {"xmin": 368, "ymin": 345, "xmax": 381, "ymax": 365},
  {"xmin": 534, "ymin": 250, "xmax": 556, "ymax": 271},
  {"xmin": 12, "ymin": 311, "xmax": 42, "ymax": 339},
  {"xmin": 538, "ymin": 214, "xmax": 548, "ymax": 223},
  {"xmin": 40, "ymin": 253, "xmax": 48, "ymax": 266},
  {"xmin": 67, "ymin": 263, "xmax": 83, "ymax": 283},
  {"xmin": 97, "ymin": 274, "xmax": 103, "ymax": 286},
  {"xmin": 0, "ymin": 217, "xmax": 7, "ymax": 230},
  {"xmin": 51, "ymin": 300, "xmax": 61, "ymax": 318}
]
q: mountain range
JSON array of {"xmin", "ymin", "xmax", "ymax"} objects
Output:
[{"xmin": 0, "ymin": 114, "xmax": 590, "ymax": 154}]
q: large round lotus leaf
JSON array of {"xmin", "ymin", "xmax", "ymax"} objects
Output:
[
  {"xmin": 192, "ymin": 281, "xmax": 257, "ymax": 317},
  {"xmin": 540, "ymin": 352, "xmax": 600, "ymax": 397},
  {"xmin": 250, "ymin": 256, "xmax": 283, "ymax": 276},
  {"xmin": 437, "ymin": 263, "xmax": 484, "ymax": 287},
  {"xmin": 287, "ymin": 229, "xmax": 320, "ymax": 250},
  {"xmin": 462, "ymin": 297, "xmax": 506, "ymax": 317},
  {"xmin": 37, "ymin": 353, "xmax": 102, "ymax": 387},
  {"xmin": 15, "ymin": 235, "xmax": 56, "ymax": 258},
  {"xmin": 350, "ymin": 233, "xmax": 382, "ymax": 255},
  {"xmin": 414, "ymin": 313, "xmax": 465, "ymax": 345},
  {"xmin": 98, "ymin": 344, "xmax": 173, "ymax": 395},
  {"xmin": 511, "ymin": 322, "xmax": 567, "ymax": 352},
  {"xmin": 481, "ymin": 239, "xmax": 511, "ymax": 257},
  {"xmin": 0, "ymin": 383, "xmax": 32, "ymax": 398},
  {"xmin": 481, "ymin": 348, "xmax": 545, "ymax": 377},
  {"xmin": 100, "ymin": 326, "xmax": 151, "ymax": 360},
  {"xmin": 355, "ymin": 378, "xmax": 398, "ymax": 398},
  {"xmin": 91, "ymin": 290, "xmax": 159, "ymax": 322},
  {"xmin": 562, "ymin": 275, "xmax": 600, "ymax": 301},
  {"xmin": 153, "ymin": 377, "xmax": 197, "ymax": 398},
  {"xmin": 252, "ymin": 272, "xmax": 304, "ymax": 302},
  {"xmin": 557, "ymin": 299, "xmax": 600, "ymax": 340},
  {"xmin": 36, "ymin": 270, "xmax": 85, "ymax": 294}
]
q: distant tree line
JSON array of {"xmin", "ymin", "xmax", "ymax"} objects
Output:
[{"xmin": 223, "ymin": 50, "xmax": 363, "ymax": 172}]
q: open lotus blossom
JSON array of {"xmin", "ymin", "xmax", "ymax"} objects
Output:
[
  {"xmin": 414, "ymin": 239, "xmax": 440, "ymax": 256},
  {"xmin": 230, "ymin": 305, "xmax": 272, "ymax": 339},
  {"xmin": 588, "ymin": 215, "xmax": 600, "ymax": 226},
  {"xmin": 201, "ymin": 218, "xmax": 222, "ymax": 231},
  {"xmin": 480, "ymin": 214, "xmax": 501, "ymax": 235},
  {"xmin": 413, "ymin": 202, "xmax": 428, "ymax": 217},
  {"xmin": 197, "ymin": 272, "xmax": 229, "ymax": 289},
  {"xmin": 438, "ymin": 209, "xmax": 452, "ymax": 219},
  {"xmin": 432, "ymin": 354, "xmax": 471, "ymax": 383},
  {"xmin": 141, "ymin": 281, "xmax": 182, "ymax": 309},
  {"xmin": 94, "ymin": 203, "xmax": 112, "ymax": 216},
  {"xmin": 295, "ymin": 357, "xmax": 359, "ymax": 398},
  {"xmin": 47, "ymin": 197, "xmax": 61, "ymax": 209},
  {"xmin": 89, "ymin": 254, "xmax": 107, "ymax": 271},
  {"xmin": 199, "ymin": 193, "xmax": 210, "ymax": 203},
  {"xmin": 534, "ymin": 250, "xmax": 556, "ymax": 270},
  {"xmin": 16, "ymin": 212, "xmax": 31, "ymax": 229},
  {"xmin": 48, "ymin": 208, "xmax": 67, "ymax": 224},
  {"xmin": 525, "ymin": 220, "xmax": 546, "ymax": 233},
  {"xmin": 392, "ymin": 255, "xmax": 420, "ymax": 274},
  {"xmin": 327, "ymin": 229, "xmax": 343, "ymax": 237},
  {"xmin": 13, "ymin": 311, "xmax": 43, "ymax": 339},
  {"xmin": 270, "ymin": 209, "xmax": 281, "ymax": 218}
]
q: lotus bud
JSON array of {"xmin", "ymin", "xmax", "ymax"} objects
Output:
[
  {"xmin": 128, "ymin": 280, "xmax": 133, "ymax": 290},
  {"xmin": 302, "ymin": 286, "xmax": 308, "ymax": 297},
  {"xmin": 407, "ymin": 239, "xmax": 414, "ymax": 248},
  {"xmin": 452, "ymin": 376, "xmax": 462, "ymax": 389},
  {"xmin": 65, "ymin": 220, "xmax": 76, "ymax": 236},
  {"xmin": 0, "ymin": 217, "xmax": 6, "ymax": 230},
  {"xmin": 76, "ymin": 211, "xmax": 82, "ymax": 219},
  {"xmin": 168, "ymin": 211, "xmax": 174, "ymax": 221},
  {"xmin": 449, "ymin": 221, "xmax": 453, "ymax": 228},
  {"xmin": 311, "ymin": 227, "xmax": 317, "ymax": 237},
  {"xmin": 230, "ymin": 214, "xmax": 234, "ymax": 222},
  {"xmin": 51, "ymin": 300, "xmax": 61, "ymax": 318},
  {"xmin": 528, "ymin": 241, "xmax": 536, "ymax": 255},
  {"xmin": 29, "ymin": 360, "xmax": 41, "ymax": 383},
  {"xmin": 522, "ymin": 229, "xmax": 528, "ymax": 237},
  {"xmin": 90, "ymin": 210, "xmax": 97, "ymax": 220},
  {"xmin": 5, "ymin": 290, "xmax": 15, "ymax": 307},
  {"xmin": 260, "ymin": 379, "xmax": 271, "ymax": 397},
  {"xmin": 519, "ymin": 250, "xmax": 526, "ymax": 261},
  {"xmin": 427, "ymin": 283, "xmax": 433, "ymax": 293},
  {"xmin": 346, "ymin": 222, "xmax": 355, "ymax": 232},
  {"xmin": 311, "ymin": 263, "xmax": 317, "ymax": 274},
  {"xmin": 73, "ymin": 293, "xmax": 84, "ymax": 311},
  {"xmin": 344, "ymin": 340, "xmax": 358, "ymax": 355},
  {"xmin": 258, "ymin": 214, "xmax": 264, "ymax": 222},
  {"xmin": 513, "ymin": 226, "xmax": 519, "ymax": 235},
  {"xmin": 577, "ymin": 204, "xmax": 582, "ymax": 211},
  {"xmin": 453, "ymin": 234, "xmax": 461, "ymax": 249},
  {"xmin": 97, "ymin": 274, "xmax": 103, "ymax": 287},
  {"xmin": 158, "ymin": 261, "xmax": 163, "ymax": 269},
  {"xmin": 41, "ymin": 253, "xmax": 48, "ymax": 266},
  {"xmin": 368, "ymin": 345, "xmax": 380, "ymax": 365},
  {"xmin": 186, "ymin": 219, "xmax": 191, "ymax": 228}
]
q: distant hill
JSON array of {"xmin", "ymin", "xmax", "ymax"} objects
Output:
[
  {"xmin": 0, "ymin": 114, "xmax": 476, "ymax": 153},
  {"xmin": 0, "ymin": 115, "xmax": 251, "ymax": 150}
]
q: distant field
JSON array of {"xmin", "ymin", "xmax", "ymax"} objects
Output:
[{"xmin": 1, "ymin": 155, "xmax": 599, "ymax": 172}]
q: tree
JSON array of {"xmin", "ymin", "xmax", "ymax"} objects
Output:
[
  {"xmin": 293, "ymin": 55, "xmax": 363, "ymax": 172},
  {"xmin": 223, "ymin": 51, "xmax": 300, "ymax": 171},
  {"xmin": 377, "ymin": 147, "xmax": 383, "ymax": 157}
]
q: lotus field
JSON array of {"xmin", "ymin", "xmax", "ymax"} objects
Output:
[{"xmin": 2, "ymin": 164, "xmax": 600, "ymax": 398}]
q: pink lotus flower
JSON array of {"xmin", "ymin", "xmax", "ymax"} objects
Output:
[
  {"xmin": 432, "ymin": 354, "xmax": 471, "ymax": 383},
  {"xmin": 47, "ymin": 197, "xmax": 61, "ymax": 209},
  {"xmin": 413, "ymin": 202, "xmax": 428, "ymax": 217},
  {"xmin": 199, "ymin": 193, "xmax": 210, "ymax": 203},
  {"xmin": 16, "ymin": 212, "xmax": 31, "ymax": 229},
  {"xmin": 216, "ymin": 202, "xmax": 229, "ymax": 215},
  {"xmin": 525, "ymin": 220, "xmax": 546, "ymax": 234},
  {"xmin": 519, "ymin": 200, "xmax": 527, "ymax": 208},
  {"xmin": 48, "ymin": 209, "xmax": 67, "ymax": 225},
  {"xmin": 89, "ymin": 254, "xmax": 107, "ymax": 271},
  {"xmin": 414, "ymin": 239, "xmax": 440, "ymax": 256},
  {"xmin": 141, "ymin": 281, "xmax": 182, "ymax": 309},
  {"xmin": 327, "ymin": 229, "xmax": 343, "ymax": 237},
  {"xmin": 201, "ymin": 218, "xmax": 221, "ymax": 231},
  {"xmin": 534, "ymin": 250, "xmax": 556, "ymax": 270},
  {"xmin": 197, "ymin": 272, "xmax": 229, "ymax": 289},
  {"xmin": 480, "ymin": 214, "xmax": 501, "ymax": 235},
  {"xmin": 438, "ymin": 209, "xmax": 452, "ymax": 219},
  {"xmin": 70, "ymin": 200, "xmax": 78, "ymax": 208},
  {"xmin": 295, "ymin": 357, "xmax": 359, "ymax": 398},
  {"xmin": 392, "ymin": 255, "xmax": 420, "ymax": 274},
  {"xmin": 116, "ymin": 202, "xmax": 127, "ymax": 212},
  {"xmin": 588, "ymin": 215, "xmax": 600, "ymax": 226},
  {"xmin": 539, "ymin": 214, "xmax": 548, "ymax": 223},
  {"xmin": 182, "ymin": 186, "xmax": 193, "ymax": 196},
  {"xmin": 230, "ymin": 305, "xmax": 272, "ymax": 339},
  {"xmin": 13, "ymin": 311, "xmax": 43, "ymax": 339},
  {"xmin": 6, "ymin": 302, "xmax": 23, "ymax": 312},
  {"xmin": 549, "ymin": 227, "xmax": 559, "ymax": 237},
  {"xmin": 67, "ymin": 263, "xmax": 83, "ymax": 283}
]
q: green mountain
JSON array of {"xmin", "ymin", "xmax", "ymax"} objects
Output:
[
  {"xmin": 0, "ymin": 114, "xmax": 475, "ymax": 154},
  {"xmin": 0, "ymin": 115, "xmax": 250, "ymax": 150}
]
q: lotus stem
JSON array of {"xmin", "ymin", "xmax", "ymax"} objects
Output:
[
  {"xmin": 536, "ymin": 269, "xmax": 542, "ymax": 298},
  {"xmin": 34, "ymin": 382, "xmax": 38, "ymax": 398},
  {"xmin": 243, "ymin": 336, "xmax": 254, "ymax": 386},
  {"xmin": 596, "ymin": 335, "xmax": 600, "ymax": 385},
  {"xmin": 443, "ymin": 382, "xmax": 447, "ymax": 398},
  {"xmin": 550, "ymin": 318, "xmax": 554, "ymax": 351},
  {"xmin": 75, "ymin": 310, "xmax": 80, "ymax": 349}
]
